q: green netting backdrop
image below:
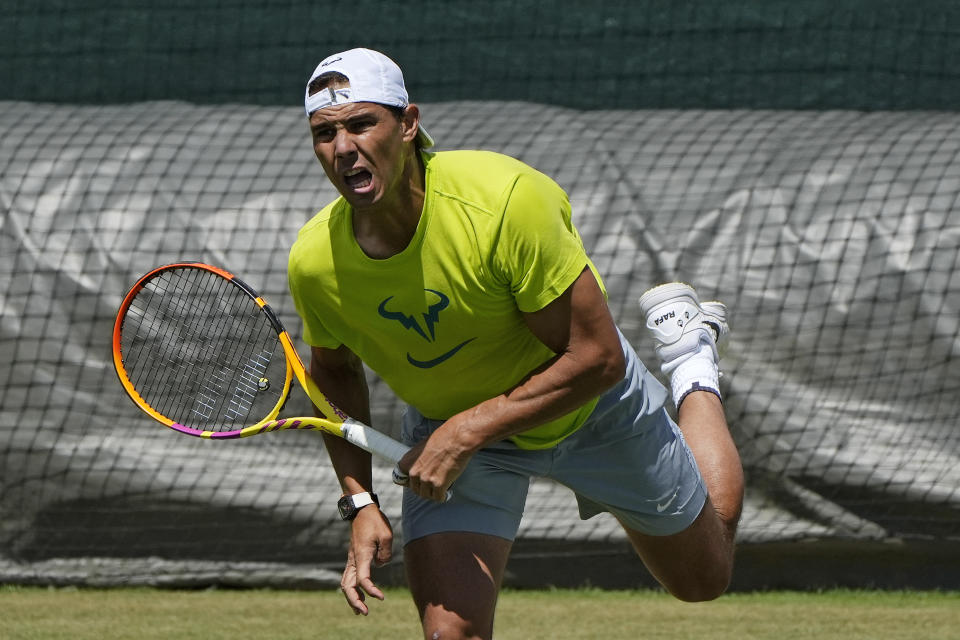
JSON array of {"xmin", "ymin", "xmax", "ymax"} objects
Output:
[
  {"xmin": 1, "ymin": 1, "xmax": 959, "ymax": 589},
  {"xmin": 3, "ymin": 0, "xmax": 960, "ymax": 109}
]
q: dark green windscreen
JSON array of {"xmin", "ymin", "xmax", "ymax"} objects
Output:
[{"xmin": 3, "ymin": 0, "xmax": 959, "ymax": 109}]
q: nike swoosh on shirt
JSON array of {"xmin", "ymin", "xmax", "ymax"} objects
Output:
[{"xmin": 406, "ymin": 338, "xmax": 476, "ymax": 369}]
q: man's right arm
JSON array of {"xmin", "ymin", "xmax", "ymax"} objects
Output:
[
  {"xmin": 310, "ymin": 344, "xmax": 375, "ymax": 494},
  {"xmin": 310, "ymin": 344, "xmax": 393, "ymax": 615}
]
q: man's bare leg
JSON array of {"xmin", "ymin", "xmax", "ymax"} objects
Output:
[
  {"xmin": 639, "ymin": 283, "xmax": 744, "ymax": 547},
  {"xmin": 676, "ymin": 390, "xmax": 744, "ymax": 547},
  {"xmin": 404, "ymin": 532, "xmax": 512, "ymax": 640}
]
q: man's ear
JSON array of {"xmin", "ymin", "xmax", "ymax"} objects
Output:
[{"xmin": 401, "ymin": 104, "xmax": 421, "ymax": 143}]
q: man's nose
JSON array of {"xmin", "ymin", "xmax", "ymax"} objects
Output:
[{"xmin": 332, "ymin": 128, "xmax": 356, "ymax": 156}]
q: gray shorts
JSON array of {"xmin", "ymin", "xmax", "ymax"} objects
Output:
[{"xmin": 400, "ymin": 331, "xmax": 708, "ymax": 543}]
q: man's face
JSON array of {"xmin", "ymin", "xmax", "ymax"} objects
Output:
[{"xmin": 308, "ymin": 101, "xmax": 412, "ymax": 209}]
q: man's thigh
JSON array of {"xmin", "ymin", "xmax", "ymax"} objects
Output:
[
  {"xmin": 404, "ymin": 532, "xmax": 513, "ymax": 640},
  {"xmin": 401, "ymin": 407, "xmax": 550, "ymax": 544},
  {"xmin": 554, "ymin": 405, "xmax": 708, "ymax": 536},
  {"xmin": 622, "ymin": 497, "xmax": 733, "ymax": 601}
]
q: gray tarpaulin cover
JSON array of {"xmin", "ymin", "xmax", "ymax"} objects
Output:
[{"xmin": 1, "ymin": 102, "xmax": 958, "ymax": 585}]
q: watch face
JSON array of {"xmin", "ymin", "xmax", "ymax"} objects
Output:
[
  {"xmin": 338, "ymin": 496, "xmax": 355, "ymax": 520},
  {"xmin": 338, "ymin": 493, "xmax": 377, "ymax": 520}
]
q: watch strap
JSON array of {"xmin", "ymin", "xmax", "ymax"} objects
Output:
[
  {"xmin": 338, "ymin": 491, "xmax": 380, "ymax": 521},
  {"xmin": 351, "ymin": 492, "xmax": 377, "ymax": 510}
]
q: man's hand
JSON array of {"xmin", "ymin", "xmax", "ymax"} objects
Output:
[
  {"xmin": 398, "ymin": 421, "xmax": 474, "ymax": 502},
  {"xmin": 340, "ymin": 506, "xmax": 393, "ymax": 615}
]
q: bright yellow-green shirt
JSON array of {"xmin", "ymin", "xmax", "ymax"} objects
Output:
[{"xmin": 288, "ymin": 149, "xmax": 604, "ymax": 449}]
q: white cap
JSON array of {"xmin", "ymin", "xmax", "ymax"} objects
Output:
[{"xmin": 304, "ymin": 48, "xmax": 434, "ymax": 148}]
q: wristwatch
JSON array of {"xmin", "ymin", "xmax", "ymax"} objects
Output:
[{"xmin": 337, "ymin": 492, "xmax": 380, "ymax": 521}]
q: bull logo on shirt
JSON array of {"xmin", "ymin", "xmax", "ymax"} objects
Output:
[{"xmin": 377, "ymin": 289, "xmax": 475, "ymax": 368}]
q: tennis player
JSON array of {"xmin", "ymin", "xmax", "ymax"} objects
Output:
[{"xmin": 289, "ymin": 47, "xmax": 744, "ymax": 639}]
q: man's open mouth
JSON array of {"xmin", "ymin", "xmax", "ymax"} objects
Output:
[{"xmin": 344, "ymin": 168, "xmax": 372, "ymax": 190}]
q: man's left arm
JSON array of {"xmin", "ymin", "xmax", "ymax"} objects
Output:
[{"xmin": 398, "ymin": 267, "xmax": 626, "ymax": 502}]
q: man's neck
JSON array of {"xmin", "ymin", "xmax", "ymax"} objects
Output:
[{"xmin": 352, "ymin": 151, "xmax": 426, "ymax": 260}]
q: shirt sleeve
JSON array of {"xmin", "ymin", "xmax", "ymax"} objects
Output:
[
  {"xmin": 491, "ymin": 170, "xmax": 591, "ymax": 312},
  {"xmin": 287, "ymin": 239, "xmax": 342, "ymax": 349}
]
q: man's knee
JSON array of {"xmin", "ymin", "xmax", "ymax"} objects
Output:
[
  {"xmin": 663, "ymin": 564, "xmax": 732, "ymax": 602},
  {"xmin": 625, "ymin": 499, "xmax": 736, "ymax": 603},
  {"xmin": 421, "ymin": 613, "xmax": 491, "ymax": 640}
]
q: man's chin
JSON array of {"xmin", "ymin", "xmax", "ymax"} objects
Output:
[{"xmin": 342, "ymin": 189, "xmax": 380, "ymax": 210}]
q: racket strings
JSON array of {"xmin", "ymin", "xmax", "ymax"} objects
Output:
[{"xmin": 121, "ymin": 267, "xmax": 286, "ymax": 430}]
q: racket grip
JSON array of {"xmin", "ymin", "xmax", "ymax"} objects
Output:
[
  {"xmin": 340, "ymin": 420, "xmax": 409, "ymax": 463},
  {"xmin": 392, "ymin": 465, "xmax": 410, "ymax": 485},
  {"xmin": 392, "ymin": 463, "xmax": 452, "ymax": 502},
  {"xmin": 340, "ymin": 421, "xmax": 452, "ymax": 501}
]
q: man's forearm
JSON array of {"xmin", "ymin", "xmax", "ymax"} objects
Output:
[
  {"xmin": 322, "ymin": 432, "xmax": 375, "ymax": 493},
  {"xmin": 446, "ymin": 269, "xmax": 626, "ymax": 454},
  {"xmin": 447, "ymin": 343, "xmax": 623, "ymax": 454},
  {"xmin": 310, "ymin": 346, "xmax": 376, "ymax": 493}
]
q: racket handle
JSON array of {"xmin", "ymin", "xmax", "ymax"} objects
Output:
[
  {"xmin": 391, "ymin": 464, "xmax": 452, "ymax": 502},
  {"xmin": 340, "ymin": 420, "xmax": 409, "ymax": 463},
  {"xmin": 392, "ymin": 465, "xmax": 410, "ymax": 485},
  {"xmin": 340, "ymin": 420, "xmax": 452, "ymax": 502}
]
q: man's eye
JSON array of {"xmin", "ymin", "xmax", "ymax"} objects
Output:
[
  {"xmin": 348, "ymin": 119, "xmax": 375, "ymax": 133},
  {"xmin": 312, "ymin": 127, "xmax": 335, "ymax": 142}
]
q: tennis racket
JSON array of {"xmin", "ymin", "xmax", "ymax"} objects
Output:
[{"xmin": 112, "ymin": 262, "xmax": 414, "ymax": 484}]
